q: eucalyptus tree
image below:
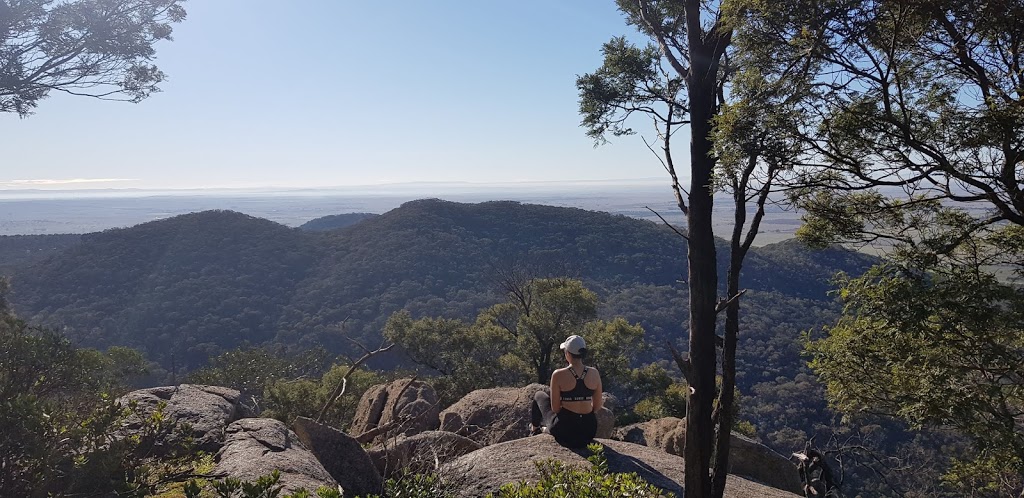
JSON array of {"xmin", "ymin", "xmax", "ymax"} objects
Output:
[
  {"xmin": 0, "ymin": 0, "xmax": 186, "ymax": 116},
  {"xmin": 385, "ymin": 278, "xmax": 651, "ymax": 404},
  {"xmin": 577, "ymin": 2, "xmax": 803, "ymax": 496},
  {"xmin": 729, "ymin": 0, "xmax": 1024, "ymax": 492},
  {"xmin": 728, "ymin": 0, "xmax": 1023, "ymax": 248},
  {"xmin": 477, "ymin": 277, "xmax": 601, "ymax": 385}
]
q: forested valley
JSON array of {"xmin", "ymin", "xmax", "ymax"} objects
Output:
[{"xmin": 0, "ymin": 199, "xmax": 943, "ymax": 495}]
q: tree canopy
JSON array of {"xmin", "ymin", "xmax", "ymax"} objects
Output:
[
  {"xmin": 385, "ymin": 277, "xmax": 657, "ymax": 407},
  {"xmin": 728, "ymin": 0, "xmax": 1024, "ymax": 493},
  {"xmin": 728, "ymin": 0, "xmax": 1023, "ymax": 248},
  {"xmin": 0, "ymin": 0, "xmax": 186, "ymax": 116}
]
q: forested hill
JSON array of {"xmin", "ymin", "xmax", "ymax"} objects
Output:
[
  {"xmin": 298, "ymin": 212, "xmax": 379, "ymax": 231},
  {"xmin": 0, "ymin": 233, "xmax": 81, "ymax": 273},
  {"xmin": 3, "ymin": 199, "xmax": 875, "ymax": 374}
]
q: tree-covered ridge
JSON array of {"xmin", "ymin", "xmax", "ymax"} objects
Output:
[
  {"xmin": 3, "ymin": 200, "xmax": 872, "ymax": 375},
  {"xmin": 0, "ymin": 234, "xmax": 81, "ymax": 273},
  {"xmin": 9, "ymin": 210, "xmax": 320, "ymax": 366},
  {"xmin": 298, "ymin": 213, "xmax": 379, "ymax": 232}
]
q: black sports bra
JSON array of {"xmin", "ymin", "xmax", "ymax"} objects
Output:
[{"xmin": 560, "ymin": 367, "xmax": 594, "ymax": 402}]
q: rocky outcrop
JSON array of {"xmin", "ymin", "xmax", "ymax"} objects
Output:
[
  {"xmin": 291, "ymin": 417, "xmax": 383, "ymax": 496},
  {"xmin": 614, "ymin": 417, "xmax": 802, "ymax": 494},
  {"xmin": 615, "ymin": 416, "xmax": 686, "ymax": 456},
  {"xmin": 349, "ymin": 378, "xmax": 440, "ymax": 441},
  {"xmin": 117, "ymin": 384, "xmax": 253, "ymax": 453},
  {"xmin": 214, "ymin": 418, "xmax": 337, "ymax": 494},
  {"xmin": 594, "ymin": 406, "xmax": 615, "ymax": 438},
  {"xmin": 440, "ymin": 384, "xmax": 615, "ymax": 445},
  {"xmin": 444, "ymin": 436, "xmax": 800, "ymax": 498},
  {"xmin": 729, "ymin": 433, "xmax": 804, "ymax": 494},
  {"xmin": 439, "ymin": 384, "xmax": 545, "ymax": 445},
  {"xmin": 367, "ymin": 430, "xmax": 482, "ymax": 478}
]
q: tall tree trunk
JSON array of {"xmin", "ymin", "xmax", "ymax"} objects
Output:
[
  {"xmin": 713, "ymin": 156, "xmax": 771, "ymax": 498},
  {"xmin": 683, "ymin": 54, "xmax": 720, "ymax": 498},
  {"xmin": 712, "ymin": 243, "xmax": 743, "ymax": 498}
]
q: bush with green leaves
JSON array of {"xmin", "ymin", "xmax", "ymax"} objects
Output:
[
  {"xmin": 0, "ymin": 308, "xmax": 197, "ymax": 496},
  {"xmin": 386, "ymin": 278, "xmax": 669, "ymax": 410},
  {"xmin": 366, "ymin": 471, "xmax": 453, "ymax": 498},
  {"xmin": 263, "ymin": 366, "xmax": 385, "ymax": 429},
  {"xmin": 489, "ymin": 443, "xmax": 673, "ymax": 498},
  {"xmin": 188, "ymin": 470, "xmax": 453, "ymax": 498},
  {"xmin": 188, "ymin": 346, "xmax": 332, "ymax": 400},
  {"xmin": 188, "ymin": 345, "xmax": 387, "ymax": 429},
  {"xmin": 183, "ymin": 471, "xmax": 341, "ymax": 498}
]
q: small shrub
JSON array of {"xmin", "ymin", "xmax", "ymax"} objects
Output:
[
  {"xmin": 488, "ymin": 443, "xmax": 673, "ymax": 498},
  {"xmin": 186, "ymin": 471, "xmax": 342, "ymax": 498}
]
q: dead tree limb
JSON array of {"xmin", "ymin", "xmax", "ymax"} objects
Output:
[
  {"xmin": 646, "ymin": 206, "xmax": 689, "ymax": 241},
  {"xmin": 715, "ymin": 289, "xmax": 747, "ymax": 314},
  {"xmin": 316, "ymin": 342, "xmax": 394, "ymax": 424},
  {"xmin": 666, "ymin": 341, "xmax": 695, "ymax": 390}
]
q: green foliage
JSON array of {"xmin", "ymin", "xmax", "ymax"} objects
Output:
[
  {"xmin": 188, "ymin": 341, "xmax": 386, "ymax": 428},
  {"xmin": 576, "ymin": 36, "xmax": 682, "ymax": 144},
  {"xmin": 11, "ymin": 210, "xmax": 321, "ymax": 370},
  {"xmin": 478, "ymin": 277, "xmax": 600, "ymax": 384},
  {"xmin": 0, "ymin": 234, "xmax": 81, "ymax": 274},
  {"xmin": 194, "ymin": 470, "xmax": 453, "ymax": 498},
  {"xmin": 188, "ymin": 471, "xmax": 342, "ymax": 498},
  {"xmin": 582, "ymin": 317, "xmax": 645, "ymax": 384},
  {"xmin": 729, "ymin": 8, "xmax": 1024, "ymax": 491},
  {"xmin": 384, "ymin": 311, "xmax": 512, "ymax": 405},
  {"xmin": 264, "ymin": 366, "xmax": 384, "ymax": 429},
  {"xmin": 632, "ymin": 381, "xmax": 690, "ymax": 423},
  {"xmin": 730, "ymin": 0, "xmax": 1024, "ymax": 244},
  {"xmin": 387, "ymin": 278, "xmax": 664, "ymax": 405},
  {"xmin": 489, "ymin": 443, "xmax": 673, "ymax": 498},
  {"xmin": 0, "ymin": 0, "xmax": 187, "ymax": 116},
  {"xmin": 808, "ymin": 255, "xmax": 1024, "ymax": 491},
  {"xmin": 370, "ymin": 471, "xmax": 452, "ymax": 498},
  {"xmin": 189, "ymin": 346, "xmax": 331, "ymax": 399},
  {"xmin": 0, "ymin": 308, "xmax": 201, "ymax": 496},
  {"xmin": 942, "ymin": 452, "xmax": 1024, "ymax": 498}
]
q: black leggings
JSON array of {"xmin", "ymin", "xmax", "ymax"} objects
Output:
[{"xmin": 531, "ymin": 391, "xmax": 597, "ymax": 448}]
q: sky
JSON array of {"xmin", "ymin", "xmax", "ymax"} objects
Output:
[{"xmin": 0, "ymin": 1, "xmax": 670, "ymax": 191}]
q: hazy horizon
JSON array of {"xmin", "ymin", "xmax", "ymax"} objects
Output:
[
  {"xmin": 0, "ymin": 177, "xmax": 670, "ymax": 199},
  {"xmin": 1, "ymin": 2, "xmax": 664, "ymax": 191}
]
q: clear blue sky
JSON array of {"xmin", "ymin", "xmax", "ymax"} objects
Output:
[{"xmin": 0, "ymin": 1, "xmax": 668, "ymax": 190}]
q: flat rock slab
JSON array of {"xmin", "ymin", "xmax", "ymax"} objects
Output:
[
  {"xmin": 214, "ymin": 418, "xmax": 337, "ymax": 494},
  {"xmin": 445, "ymin": 436, "xmax": 800, "ymax": 498}
]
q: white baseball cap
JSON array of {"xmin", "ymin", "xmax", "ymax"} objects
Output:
[{"xmin": 559, "ymin": 335, "xmax": 586, "ymax": 355}]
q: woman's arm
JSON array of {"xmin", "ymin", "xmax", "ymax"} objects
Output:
[
  {"xmin": 591, "ymin": 369, "xmax": 604, "ymax": 411},
  {"xmin": 550, "ymin": 371, "xmax": 562, "ymax": 413}
]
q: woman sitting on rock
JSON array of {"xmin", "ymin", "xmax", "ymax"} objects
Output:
[{"xmin": 530, "ymin": 334, "xmax": 603, "ymax": 448}]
